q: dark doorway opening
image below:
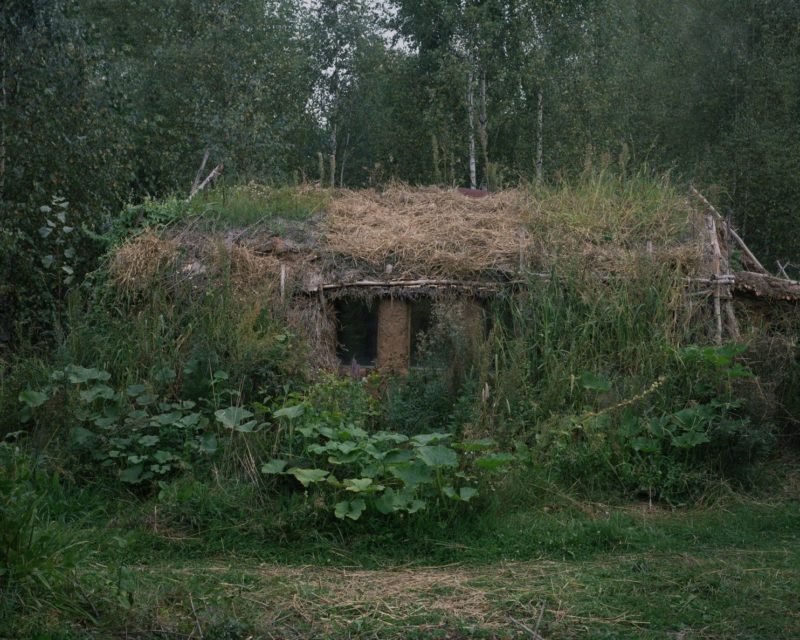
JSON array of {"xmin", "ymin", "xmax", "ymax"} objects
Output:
[
  {"xmin": 410, "ymin": 300, "xmax": 433, "ymax": 366},
  {"xmin": 335, "ymin": 299, "xmax": 378, "ymax": 367}
]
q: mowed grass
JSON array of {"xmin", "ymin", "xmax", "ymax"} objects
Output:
[{"xmin": 11, "ymin": 475, "xmax": 799, "ymax": 640}]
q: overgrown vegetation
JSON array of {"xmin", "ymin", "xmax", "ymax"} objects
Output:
[{"xmin": 1, "ymin": 177, "xmax": 798, "ymax": 637}]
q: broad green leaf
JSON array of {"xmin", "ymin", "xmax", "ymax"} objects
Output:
[
  {"xmin": 328, "ymin": 451, "xmax": 362, "ymax": 465},
  {"xmin": 374, "ymin": 489, "xmax": 400, "ymax": 514},
  {"xmin": 344, "ymin": 478, "xmax": 383, "ymax": 493},
  {"xmin": 126, "ymin": 384, "xmax": 147, "ymax": 397},
  {"xmin": 177, "ymin": 413, "xmax": 202, "ymax": 428},
  {"xmin": 93, "ymin": 417, "xmax": 117, "ymax": 429},
  {"xmin": 153, "ymin": 450, "xmax": 174, "ymax": 464},
  {"xmin": 383, "ymin": 449, "xmax": 414, "ymax": 464},
  {"xmin": 631, "ymin": 437, "xmax": 660, "ymax": 453},
  {"xmin": 389, "ymin": 461, "xmax": 433, "ymax": 486},
  {"xmin": 153, "ymin": 367, "xmax": 176, "ymax": 384},
  {"xmin": 196, "ymin": 433, "xmax": 217, "ymax": 454},
  {"xmin": 307, "ymin": 443, "xmax": 334, "ymax": 454},
  {"xmin": 138, "ymin": 435, "xmax": 160, "ymax": 447},
  {"xmin": 416, "ymin": 445, "xmax": 458, "ymax": 468},
  {"xmin": 371, "ymin": 432, "xmax": 409, "ymax": 444},
  {"xmin": 273, "ymin": 404, "xmax": 304, "ymax": 420},
  {"xmin": 79, "ymin": 384, "xmax": 116, "ymax": 403},
  {"xmin": 151, "ymin": 411, "xmax": 183, "ymax": 426},
  {"xmin": 297, "ymin": 425, "xmax": 318, "ymax": 438},
  {"xmin": 70, "ymin": 426, "xmax": 94, "ymax": 445},
  {"xmin": 232, "ymin": 420, "xmax": 259, "ymax": 433},
  {"xmin": 672, "ymin": 431, "xmax": 710, "ymax": 449},
  {"xmin": 136, "ymin": 393, "xmax": 156, "ymax": 406},
  {"xmin": 442, "ymin": 485, "xmax": 480, "ymax": 502},
  {"xmin": 336, "ymin": 441, "xmax": 359, "ymax": 454},
  {"xmin": 334, "ymin": 499, "xmax": 366, "ymax": 521},
  {"xmin": 338, "ymin": 425, "xmax": 368, "ymax": 440},
  {"xmin": 19, "ymin": 389, "xmax": 48, "ymax": 408},
  {"xmin": 287, "ymin": 467, "xmax": 328, "ymax": 487},
  {"xmin": 411, "ymin": 432, "xmax": 451, "ymax": 446},
  {"xmin": 215, "ymin": 407, "xmax": 254, "ymax": 430},
  {"xmin": 120, "ymin": 465, "xmax": 143, "ymax": 484},
  {"xmin": 261, "ymin": 459, "xmax": 288, "ymax": 474},
  {"xmin": 406, "ymin": 499, "xmax": 426, "ymax": 513}
]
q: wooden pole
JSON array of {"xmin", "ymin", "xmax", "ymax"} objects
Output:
[
  {"xmin": 188, "ymin": 164, "xmax": 223, "ymax": 201},
  {"xmin": 190, "ymin": 148, "xmax": 210, "ymax": 197},
  {"xmin": 690, "ymin": 186, "xmax": 768, "ymax": 275},
  {"xmin": 706, "ymin": 215, "xmax": 723, "ymax": 345}
]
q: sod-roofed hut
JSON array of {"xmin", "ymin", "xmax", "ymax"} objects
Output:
[{"xmin": 109, "ymin": 185, "xmax": 800, "ymax": 374}]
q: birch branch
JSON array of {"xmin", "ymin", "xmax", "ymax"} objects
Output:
[
  {"xmin": 188, "ymin": 164, "xmax": 223, "ymax": 201},
  {"xmin": 190, "ymin": 148, "xmax": 210, "ymax": 197}
]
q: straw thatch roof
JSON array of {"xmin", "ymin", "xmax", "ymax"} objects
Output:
[{"xmin": 108, "ymin": 185, "xmax": 796, "ymax": 305}]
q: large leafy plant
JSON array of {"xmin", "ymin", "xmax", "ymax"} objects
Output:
[
  {"xmin": 261, "ymin": 397, "xmax": 514, "ymax": 521},
  {"xmin": 18, "ymin": 365, "xmax": 249, "ymax": 486}
]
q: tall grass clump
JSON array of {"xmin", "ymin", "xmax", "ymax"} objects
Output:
[
  {"xmin": 487, "ymin": 259, "xmax": 774, "ymax": 501},
  {"xmin": 0, "ymin": 442, "xmax": 89, "ymax": 628},
  {"xmin": 61, "ymin": 245, "xmax": 304, "ymax": 403}
]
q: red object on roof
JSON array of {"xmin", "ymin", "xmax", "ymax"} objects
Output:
[{"xmin": 456, "ymin": 187, "xmax": 489, "ymax": 198}]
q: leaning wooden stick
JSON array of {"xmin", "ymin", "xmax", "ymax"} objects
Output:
[
  {"xmin": 690, "ymin": 186, "xmax": 769, "ymax": 275},
  {"xmin": 188, "ymin": 164, "xmax": 223, "ymax": 200},
  {"xmin": 190, "ymin": 148, "xmax": 210, "ymax": 196},
  {"xmin": 706, "ymin": 215, "xmax": 724, "ymax": 345}
]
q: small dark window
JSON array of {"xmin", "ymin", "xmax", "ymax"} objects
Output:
[
  {"xmin": 410, "ymin": 300, "xmax": 433, "ymax": 366},
  {"xmin": 335, "ymin": 299, "xmax": 378, "ymax": 366}
]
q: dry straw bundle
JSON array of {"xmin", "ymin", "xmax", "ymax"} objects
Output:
[
  {"xmin": 108, "ymin": 230, "xmax": 179, "ymax": 296},
  {"xmin": 325, "ymin": 185, "xmax": 704, "ymax": 279},
  {"xmin": 325, "ymin": 187, "xmax": 531, "ymax": 278}
]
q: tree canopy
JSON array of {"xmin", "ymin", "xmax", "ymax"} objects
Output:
[{"xmin": 2, "ymin": 0, "xmax": 800, "ymax": 338}]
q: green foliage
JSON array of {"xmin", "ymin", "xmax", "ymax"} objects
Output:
[
  {"xmin": 19, "ymin": 364, "xmax": 230, "ymax": 487},
  {"xmin": 261, "ymin": 378, "xmax": 512, "ymax": 521},
  {"xmin": 485, "ymin": 265, "xmax": 778, "ymax": 501},
  {"xmin": 0, "ymin": 442, "xmax": 86, "ymax": 617}
]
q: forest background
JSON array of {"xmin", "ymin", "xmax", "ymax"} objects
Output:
[{"xmin": 3, "ymin": 0, "xmax": 800, "ymax": 342}]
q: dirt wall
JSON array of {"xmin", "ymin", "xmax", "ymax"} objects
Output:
[{"xmin": 378, "ymin": 299, "xmax": 410, "ymax": 372}]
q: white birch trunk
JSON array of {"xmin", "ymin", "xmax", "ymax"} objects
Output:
[
  {"xmin": 467, "ymin": 69, "xmax": 477, "ymax": 190},
  {"xmin": 535, "ymin": 90, "xmax": 543, "ymax": 184},
  {"xmin": 478, "ymin": 69, "xmax": 489, "ymax": 189},
  {"xmin": 329, "ymin": 124, "xmax": 337, "ymax": 189}
]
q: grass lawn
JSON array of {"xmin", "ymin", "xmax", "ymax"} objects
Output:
[{"xmin": 8, "ymin": 476, "xmax": 799, "ymax": 640}]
